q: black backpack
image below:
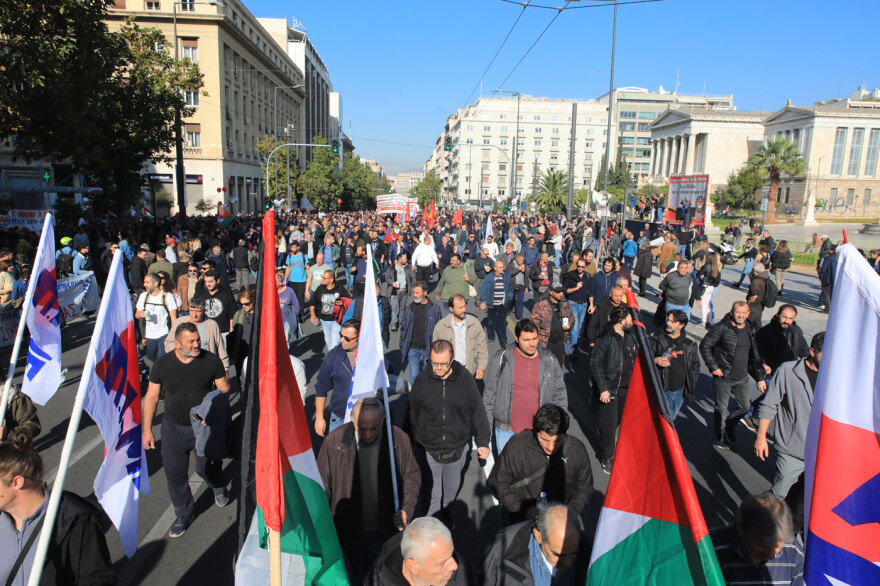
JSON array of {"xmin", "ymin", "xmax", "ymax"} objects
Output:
[
  {"xmin": 56, "ymin": 252, "xmax": 75, "ymax": 277},
  {"xmin": 762, "ymin": 276, "xmax": 779, "ymax": 308}
]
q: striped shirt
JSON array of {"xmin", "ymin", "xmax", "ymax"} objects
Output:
[{"xmin": 710, "ymin": 525, "xmax": 804, "ymax": 585}]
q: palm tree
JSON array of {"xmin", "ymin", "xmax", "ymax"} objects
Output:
[
  {"xmin": 533, "ymin": 170, "xmax": 568, "ymax": 213},
  {"xmin": 748, "ymin": 136, "xmax": 807, "ymax": 223}
]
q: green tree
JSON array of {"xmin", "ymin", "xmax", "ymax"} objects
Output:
[
  {"xmin": 413, "ymin": 171, "xmax": 441, "ymax": 206},
  {"xmin": 534, "ymin": 170, "xmax": 568, "ymax": 213},
  {"xmin": 573, "ymin": 188, "xmax": 591, "ymax": 209},
  {"xmin": 0, "ymin": 3, "xmax": 204, "ymax": 217},
  {"xmin": 257, "ymin": 135, "xmax": 299, "ymax": 204},
  {"xmin": 712, "ymin": 164, "xmax": 766, "ymax": 210},
  {"xmin": 340, "ymin": 153, "xmax": 378, "ymax": 210},
  {"xmin": 297, "ymin": 135, "xmax": 342, "ymax": 210},
  {"xmin": 195, "ymin": 198, "xmax": 214, "ymax": 214},
  {"xmin": 747, "ymin": 136, "xmax": 807, "ymax": 222}
]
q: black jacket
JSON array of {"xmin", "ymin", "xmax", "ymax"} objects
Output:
[
  {"xmin": 649, "ymin": 330, "xmax": 701, "ymax": 400},
  {"xmin": 399, "ymin": 299, "xmax": 442, "ymax": 357},
  {"xmin": 586, "ymin": 299, "xmax": 624, "ymax": 345},
  {"xmin": 488, "ymin": 431, "xmax": 593, "ymax": 520},
  {"xmin": 350, "ymin": 294, "xmax": 392, "ymax": 348},
  {"xmin": 36, "ymin": 491, "xmax": 115, "ymax": 585},
  {"xmin": 633, "ymin": 248, "xmax": 654, "ymax": 279},
  {"xmin": 406, "ymin": 361, "xmax": 491, "ymax": 451},
  {"xmin": 756, "ymin": 315, "xmax": 809, "ymax": 372},
  {"xmin": 699, "ymin": 313, "xmax": 764, "ymax": 381},
  {"xmin": 590, "ymin": 324, "xmax": 638, "ymax": 396},
  {"xmin": 483, "ymin": 521, "xmax": 587, "ymax": 586},
  {"xmin": 771, "ymin": 249, "xmax": 792, "ymax": 270},
  {"xmin": 474, "ymin": 256, "xmax": 495, "ymax": 279},
  {"xmin": 231, "ymin": 245, "xmax": 249, "ymax": 269},
  {"xmin": 368, "ymin": 531, "xmax": 468, "ymax": 586},
  {"xmin": 130, "ymin": 256, "xmax": 147, "ymax": 292},
  {"xmin": 527, "ymin": 262, "xmax": 556, "ymax": 292}
]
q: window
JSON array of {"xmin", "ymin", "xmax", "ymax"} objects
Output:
[
  {"xmin": 829, "ymin": 187, "xmax": 838, "ymax": 201},
  {"xmin": 179, "ymin": 0, "xmax": 194, "ymax": 10},
  {"xmin": 533, "ymin": 115, "xmax": 541, "ymax": 121},
  {"xmin": 638, "ymin": 123, "xmax": 650, "ymax": 132},
  {"xmin": 865, "ymin": 188, "xmax": 872, "ymax": 206},
  {"xmin": 516, "ymin": 165, "xmax": 523, "ymax": 172},
  {"xmin": 534, "ymin": 127, "xmax": 542, "ymax": 134},
  {"xmin": 866, "ymin": 129, "xmax": 880, "ymax": 176},
  {"xmin": 465, "ymin": 138, "xmax": 473, "ymax": 144},
  {"xmin": 620, "ymin": 111, "xmax": 636, "ymax": 119},
  {"xmin": 483, "ymin": 125, "xmax": 491, "ymax": 132},
  {"xmin": 620, "ymin": 137, "xmax": 634, "ymax": 145},
  {"xmin": 793, "ymin": 128, "xmax": 800, "ymax": 150},
  {"xmin": 551, "ymin": 115, "xmax": 558, "ymax": 121},
  {"xmin": 500, "ymin": 138, "xmax": 508, "ymax": 146},
  {"xmin": 466, "ymin": 124, "xmax": 474, "ymax": 131},
  {"xmin": 584, "ymin": 141, "xmax": 593, "ymax": 149},
  {"xmin": 846, "ymin": 188, "xmax": 855, "ymax": 205},
  {"xmin": 145, "ymin": 1, "xmax": 160, "ymax": 10},
  {"xmin": 636, "ymin": 149, "xmax": 651, "ymax": 158},
  {"xmin": 550, "ymin": 154, "xmax": 558, "ymax": 161},
  {"xmin": 517, "ymin": 139, "xmax": 524, "ymax": 146},
  {"xmin": 551, "ymin": 140, "xmax": 559, "ymax": 147},
  {"xmin": 498, "ymin": 164, "xmax": 507, "ymax": 171},
  {"xmin": 803, "ymin": 127, "xmax": 813, "ymax": 159},
  {"xmin": 182, "ymin": 43, "xmax": 199, "ymax": 62},
  {"xmin": 831, "ymin": 127, "xmax": 848, "ymax": 174},
  {"xmin": 637, "ymin": 137, "xmax": 650, "ymax": 145},
  {"xmin": 185, "ymin": 124, "xmax": 201, "ymax": 147},
  {"xmin": 500, "ymin": 126, "xmax": 508, "ymax": 132},
  {"xmin": 518, "ymin": 127, "xmax": 525, "ymax": 134},
  {"xmin": 638, "ymin": 111, "xmax": 655, "ymax": 120},
  {"xmin": 848, "ymin": 128, "xmax": 865, "ymax": 175},
  {"xmin": 552, "ymin": 128, "xmax": 559, "ymax": 134},
  {"xmin": 619, "ymin": 123, "xmax": 635, "ymax": 132},
  {"xmin": 534, "ymin": 140, "xmax": 542, "ymax": 147},
  {"xmin": 482, "ymin": 139, "xmax": 490, "ymax": 145},
  {"xmin": 586, "ymin": 129, "xmax": 594, "ymax": 136},
  {"xmin": 184, "ymin": 91, "xmax": 199, "ymax": 107},
  {"xmin": 784, "ymin": 187, "xmax": 790, "ymax": 204},
  {"xmin": 498, "ymin": 114, "xmax": 507, "ymax": 120},
  {"xmin": 498, "ymin": 189, "xmax": 505, "ymax": 196}
]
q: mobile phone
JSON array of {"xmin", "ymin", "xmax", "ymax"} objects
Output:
[{"xmin": 192, "ymin": 413, "xmax": 204, "ymax": 423}]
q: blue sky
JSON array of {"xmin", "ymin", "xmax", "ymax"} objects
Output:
[{"xmin": 247, "ymin": 0, "xmax": 877, "ymax": 175}]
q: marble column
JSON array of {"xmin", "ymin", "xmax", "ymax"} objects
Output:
[{"xmin": 685, "ymin": 133, "xmax": 697, "ymax": 175}]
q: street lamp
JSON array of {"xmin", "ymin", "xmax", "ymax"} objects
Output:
[
  {"xmin": 172, "ymin": 0, "xmax": 222, "ymax": 218},
  {"xmin": 493, "ymin": 89, "xmax": 520, "ymax": 210}
]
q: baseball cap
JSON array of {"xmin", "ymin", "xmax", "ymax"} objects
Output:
[
  {"xmin": 60, "ymin": 237, "xmax": 72, "ymax": 245},
  {"xmin": 166, "ymin": 237, "xmax": 177, "ymax": 244},
  {"xmin": 821, "ymin": 234, "xmax": 829, "ymax": 239}
]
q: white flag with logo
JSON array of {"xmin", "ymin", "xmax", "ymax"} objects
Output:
[{"xmin": 21, "ymin": 213, "xmax": 63, "ymax": 405}]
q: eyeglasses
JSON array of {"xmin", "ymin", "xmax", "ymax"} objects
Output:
[
  {"xmin": 341, "ymin": 334, "xmax": 358, "ymax": 342},
  {"xmin": 241, "ymin": 302, "xmax": 253, "ymax": 307},
  {"xmin": 430, "ymin": 360, "xmax": 451, "ymax": 368}
]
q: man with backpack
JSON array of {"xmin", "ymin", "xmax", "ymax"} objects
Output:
[
  {"xmin": 135, "ymin": 273, "xmax": 178, "ymax": 363},
  {"xmin": 55, "ymin": 237, "xmax": 76, "ymax": 278},
  {"xmin": 746, "ymin": 262, "xmax": 777, "ymax": 328}
]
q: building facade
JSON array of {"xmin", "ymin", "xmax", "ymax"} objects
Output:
[
  {"xmin": 390, "ymin": 172, "xmax": 424, "ymax": 197},
  {"xmin": 763, "ymin": 94, "xmax": 880, "ymax": 221},
  {"xmin": 649, "ymin": 108, "xmax": 768, "ymax": 191}
]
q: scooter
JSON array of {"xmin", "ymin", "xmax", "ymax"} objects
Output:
[{"xmin": 710, "ymin": 241, "xmax": 739, "ymax": 266}]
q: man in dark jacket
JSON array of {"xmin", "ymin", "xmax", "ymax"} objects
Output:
[
  {"xmin": 527, "ymin": 253, "xmax": 555, "ymax": 301},
  {"xmin": 407, "ymin": 339, "xmax": 490, "ymax": 516},
  {"xmin": 586, "ymin": 285, "xmax": 625, "ymax": 347},
  {"xmin": 633, "ymin": 244, "xmax": 653, "ymax": 297},
  {"xmin": 649, "ymin": 309, "xmax": 701, "ymax": 419},
  {"xmin": 231, "ymin": 239, "xmax": 251, "ymax": 292},
  {"xmin": 746, "ymin": 262, "xmax": 771, "ymax": 327},
  {"xmin": 480, "ymin": 260, "xmax": 514, "ymax": 347},
  {"xmin": 590, "ymin": 305, "xmax": 637, "ymax": 474},
  {"xmin": 314, "ymin": 319, "xmax": 360, "ymax": 437},
  {"xmin": 483, "ymin": 503, "xmax": 587, "ymax": 586},
  {"xmin": 562, "ymin": 259, "xmax": 591, "ymax": 350},
  {"xmin": 818, "ymin": 245, "xmax": 837, "ymax": 311},
  {"xmin": 368, "ymin": 517, "xmax": 466, "ymax": 585},
  {"xmin": 756, "ymin": 304, "xmax": 809, "ymax": 373},
  {"xmin": 130, "ymin": 246, "xmax": 149, "ymax": 294},
  {"xmin": 317, "ymin": 398, "xmax": 421, "ymax": 583},
  {"xmin": 700, "ymin": 301, "xmax": 771, "ymax": 449},
  {"xmin": 399, "ymin": 282, "xmax": 442, "ymax": 383},
  {"xmin": 488, "ymin": 404, "xmax": 592, "ymax": 523},
  {"xmin": 506, "ymin": 254, "xmax": 529, "ymax": 319},
  {"xmin": 384, "ymin": 252, "xmax": 415, "ymax": 331},
  {"xmin": 587, "ymin": 258, "xmax": 619, "ymax": 314},
  {"xmin": 0, "ymin": 435, "xmax": 115, "ymax": 585}
]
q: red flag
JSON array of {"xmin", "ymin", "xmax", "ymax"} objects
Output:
[
  {"xmin": 452, "ymin": 208, "xmax": 462, "ymax": 227},
  {"xmin": 427, "ymin": 199, "xmax": 437, "ymax": 228}
]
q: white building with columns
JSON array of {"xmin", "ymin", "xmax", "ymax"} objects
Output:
[{"xmin": 649, "ymin": 108, "xmax": 768, "ymax": 191}]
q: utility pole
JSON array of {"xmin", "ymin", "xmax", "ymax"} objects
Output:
[
  {"xmin": 566, "ymin": 102, "xmax": 578, "ymax": 219},
  {"xmin": 601, "ymin": 0, "xmax": 618, "ymax": 233},
  {"xmin": 512, "ymin": 92, "xmax": 520, "ymax": 208}
]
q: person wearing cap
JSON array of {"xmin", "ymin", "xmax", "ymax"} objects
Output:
[
  {"xmin": 147, "ymin": 249, "xmax": 173, "ymax": 278},
  {"xmin": 56, "ymin": 237, "xmax": 75, "ymax": 260},
  {"xmin": 165, "ymin": 237, "xmax": 178, "ymax": 264},
  {"xmin": 530, "ymin": 282, "xmax": 574, "ymax": 367}
]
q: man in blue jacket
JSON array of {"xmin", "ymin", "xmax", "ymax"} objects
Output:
[
  {"xmin": 399, "ymin": 283, "xmax": 442, "ymax": 383},
  {"xmin": 818, "ymin": 244, "xmax": 837, "ymax": 311},
  {"xmin": 314, "ymin": 319, "xmax": 360, "ymax": 437},
  {"xmin": 480, "ymin": 260, "xmax": 514, "ymax": 347}
]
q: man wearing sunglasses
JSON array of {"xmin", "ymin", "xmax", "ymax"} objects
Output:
[{"xmin": 314, "ymin": 319, "xmax": 361, "ymax": 437}]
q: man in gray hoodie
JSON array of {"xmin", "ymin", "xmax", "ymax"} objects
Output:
[{"xmin": 753, "ymin": 331, "xmax": 824, "ymax": 498}]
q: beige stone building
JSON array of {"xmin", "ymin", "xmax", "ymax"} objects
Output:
[
  {"xmin": 390, "ymin": 172, "xmax": 424, "ymax": 196},
  {"xmin": 649, "ymin": 108, "xmax": 768, "ymax": 191},
  {"xmin": 763, "ymin": 94, "xmax": 880, "ymax": 221}
]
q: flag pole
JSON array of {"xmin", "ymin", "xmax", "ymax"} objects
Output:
[
  {"xmin": 624, "ymin": 289, "xmax": 674, "ymax": 424},
  {"xmin": 268, "ymin": 529, "xmax": 282, "ymax": 586},
  {"xmin": 0, "ymin": 213, "xmax": 52, "ymax": 425},
  {"xmin": 26, "ymin": 250, "xmax": 123, "ymax": 586}
]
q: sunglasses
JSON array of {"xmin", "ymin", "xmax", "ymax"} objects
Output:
[
  {"xmin": 241, "ymin": 302, "xmax": 253, "ymax": 307},
  {"xmin": 341, "ymin": 334, "xmax": 358, "ymax": 342},
  {"xmin": 188, "ymin": 270, "xmax": 199, "ymax": 274}
]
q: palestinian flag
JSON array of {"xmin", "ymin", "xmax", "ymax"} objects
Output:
[
  {"xmin": 142, "ymin": 206, "xmax": 154, "ymax": 220},
  {"xmin": 586, "ymin": 291, "xmax": 724, "ymax": 586},
  {"xmin": 255, "ymin": 209, "xmax": 349, "ymax": 584},
  {"xmin": 218, "ymin": 202, "xmax": 234, "ymax": 228}
]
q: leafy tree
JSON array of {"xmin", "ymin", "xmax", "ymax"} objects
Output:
[
  {"xmin": 747, "ymin": 137, "xmax": 806, "ymax": 222},
  {"xmin": 573, "ymin": 188, "xmax": 591, "ymax": 209},
  {"xmin": 0, "ymin": 3, "xmax": 205, "ymax": 217},
  {"xmin": 594, "ymin": 151, "xmax": 633, "ymax": 193},
  {"xmin": 257, "ymin": 135, "xmax": 299, "ymax": 204},
  {"xmin": 340, "ymin": 153, "xmax": 378, "ymax": 210},
  {"xmin": 413, "ymin": 171, "xmax": 441, "ymax": 206},
  {"xmin": 195, "ymin": 198, "xmax": 214, "ymax": 214},
  {"xmin": 713, "ymin": 164, "xmax": 766, "ymax": 210},
  {"xmin": 297, "ymin": 135, "xmax": 342, "ymax": 210},
  {"xmin": 534, "ymin": 170, "xmax": 568, "ymax": 213}
]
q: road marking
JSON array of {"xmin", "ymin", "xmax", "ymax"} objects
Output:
[{"xmin": 45, "ymin": 432, "xmax": 105, "ymax": 485}]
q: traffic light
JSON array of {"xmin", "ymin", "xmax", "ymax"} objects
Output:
[
  {"xmin": 264, "ymin": 196, "xmax": 271, "ymax": 210},
  {"xmin": 331, "ymin": 139, "xmax": 339, "ymax": 154},
  {"xmin": 507, "ymin": 198, "xmax": 512, "ymax": 211},
  {"xmin": 444, "ymin": 137, "xmax": 452, "ymax": 151}
]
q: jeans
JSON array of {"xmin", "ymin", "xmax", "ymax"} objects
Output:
[
  {"xmin": 624, "ymin": 255, "xmax": 635, "ymax": 270},
  {"xmin": 736, "ymin": 258, "xmax": 754, "ymax": 287},
  {"xmin": 664, "ymin": 388, "xmax": 684, "ymax": 419},
  {"xmin": 495, "ymin": 427, "xmax": 515, "ymax": 456},
  {"xmin": 161, "ymin": 419, "xmax": 225, "ymax": 518},
  {"xmin": 713, "ymin": 374, "xmax": 755, "ymax": 441},
  {"xmin": 597, "ymin": 388, "xmax": 627, "ymax": 462},
  {"xmin": 345, "ymin": 270, "xmax": 355, "ymax": 291},
  {"xmin": 569, "ymin": 301, "xmax": 587, "ymax": 347},
  {"xmin": 408, "ymin": 348, "xmax": 428, "ymax": 383},
  {"xmin": 699, "ymin": 286, "xmax": 716, "ymax": 326},
  {"xmin": 486, "ymin": 305, "xmax": 509, "ymax": 346},
  {"xmin": 329, "ymin": 413, "xmax": 344, "ymax": 433},
  {"xmin": 146, "ymin": 337, "xmax": 166, "ymax": 362},
  {"xmin": 513, "ymin": 287, "xmax": 525, "ymax": 320},
  {"xmin": 666, "ymin": 302, "xmax": 690, "ymax": 320},
  {"xmin": 421, "ymin": 446, "xmax": 467, "ymax": 516},
  {"xmin": 389, "ymin": 293, "xmax": 408, "ymax": 328},
  {"xmin": 321, "ymin": 319, "xmax": 341, "ymax": 350}
]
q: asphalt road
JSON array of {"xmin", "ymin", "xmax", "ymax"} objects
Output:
[{"xmin": 12, "ymin": 257, "xmax": 830, "ymax": 585}]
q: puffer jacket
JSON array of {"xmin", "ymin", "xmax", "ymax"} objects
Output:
[
  {"xmin": 483, "ymin": 345, "xmax": 567, "ymax": 430},
  {"xmin": 699, "ymin": 312, "xmax": 764, "ymax": 381},
  {"xmin": 590, "ymin": 323, "xmax": 638, "ymax": 396}
]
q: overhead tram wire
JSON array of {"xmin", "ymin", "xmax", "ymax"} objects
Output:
[
  {"xmin": 500, "ymin": 0, "xmax": 663, "ymax": 10},
  {"xmin": 492, "ymin": 3, "xmax": 566, "ymax": 92},
  {"xmin": 460, "ymin": 1, "xmax": 531, "ymax": 108}
]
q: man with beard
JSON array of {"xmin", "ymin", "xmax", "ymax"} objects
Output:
[
  {"xmin": 756, "ymin": 305, "xmax": 809, "ymax": 374},
  {"xmin": 754, "ymin": 332, "xmax": 824, "ymax": 498},
  {"xmin": 200, "ymin": 270, "xmax": 238, "ymax": 333},
  {"xmin": 649, "ymin": 310, "xmax": 701, "ymax": 419},
  {"xmin": 143, "ymin": 322, "xmax": 230, "ymax": 538}
]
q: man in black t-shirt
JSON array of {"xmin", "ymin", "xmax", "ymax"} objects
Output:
[
  {"xmin": 143, "ymin": 322, "xmax": 229, "ymax": 538},
  {"xmin": 650, "ymin": 310, "xmax": 701, "ymax": 420},
  {"xmin": 201, "ymin": 269, "xmax": 238, "ymax": 333},
  {"xmin": 309, "ymin": 270, "xmax": 350, "ymax": 351}
]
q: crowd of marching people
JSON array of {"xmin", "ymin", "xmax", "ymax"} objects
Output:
[{"xmin": 0, "ymin": 205, "xmax": 849, "ymax": 585}]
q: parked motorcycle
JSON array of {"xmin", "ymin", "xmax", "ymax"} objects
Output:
[{"xmin": 710, "ymin": 241, "xmax": 739, "ymax": 266}]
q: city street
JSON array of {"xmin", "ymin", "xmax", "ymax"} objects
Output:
[{"xmin": 11, "ymin": 253, "xmax": 831, "ymax": 584}]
